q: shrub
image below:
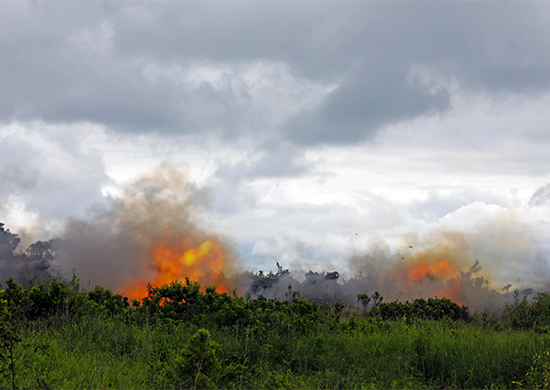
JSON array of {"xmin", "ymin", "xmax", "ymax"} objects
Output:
[
  {"xmin": 523, "ymin": 350, "xmax": 550, "ymax": 389},
  {"xmin": 0, "ymin": 290, "xmax": 21, "ymax": 390},
  {"xmin": 174, "ymin": 328, "xmax": 222, "ymax": 389},
  {"xmin": 369, "ymin": 297, "xmax": 471, "ymax": 322}
]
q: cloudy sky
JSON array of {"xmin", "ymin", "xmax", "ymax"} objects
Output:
[{"xmin": 2, "ymin": 1, "xmax": 550, "ymax": 286}]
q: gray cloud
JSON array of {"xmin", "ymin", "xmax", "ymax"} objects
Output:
[
  {"xmin": 209, "ymin": 141, "xmax": 319, "ymax": 214},
  {"xmin": 286, "ymin": 67, "xmax": 451, "ymax": 145},
  {"xmin": 0, "ymin": 164, "xmax": 39, "ymax": 196},
  {"xmin": 0, "ymin": 124, "xmax": 108, "ymax": 219},
  {"xmin": 3, "ymin": 1, "xmax": 550, "ymax": 295},
  {"xmin": 2, "ymin": 2, "xmax": 550, "ymax": 148},
  {"xmin": 530, "ymin": 183, "xmax": 550, "ymax": 207}
]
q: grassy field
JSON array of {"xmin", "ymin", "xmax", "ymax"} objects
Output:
[{"xmin": 1, "ymin": 278, "xmax": 550, "ymax": 389}]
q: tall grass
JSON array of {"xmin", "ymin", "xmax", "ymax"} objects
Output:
[
  {"xmin": 3, "ymin": 279, "xmax": 550, "ymax": 389},
  {"xmin": 3, "ymin": 313, "xmax": 549, "ymax": 389}
]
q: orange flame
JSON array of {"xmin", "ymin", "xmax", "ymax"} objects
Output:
[
  {"xmin": 398, "ymin": 259, "xmax": 459, "ymax": 285},
  {"xmin": 121, "ymin": 231, "xmax": 230, "ymax": 301},
  {"xmin": 438, "ymin": 277, "xmax": 462, "ymax": 304},
  {"xmin": 394, "ymin": 258, "xmax": 463, "ymax": 303}
]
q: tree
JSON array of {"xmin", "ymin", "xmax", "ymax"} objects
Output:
[
  {"xmin": 175, "ymin": 328, "xmax": 222, "ymax": 389},
  {"xmin": 25, "ymin": 241, "xmax": 53, "ymax": 263},
  {"xmin": 0, "ymin": 224, "xmax": 20, "ymax": 262},
  {"xmin": 357, "ymin": 293, "xmax": 371, "ymax": 314}
]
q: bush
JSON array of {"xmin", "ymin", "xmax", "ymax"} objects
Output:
[
  {"xmin": 174, "ymin": 328, "xmax": 222, "ymax": 389},
  {"xmin": 368, "ymin": 296, "xmax": 471, "ymax": 322},
  {"xmin": 0, "ymin": 290, "xmax": 21, "ymax": 390}
]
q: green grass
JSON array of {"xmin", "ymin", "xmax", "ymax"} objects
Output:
[
  {"xmin": 2, "ymin": 315, "xmax": 549, "ymax": 389},
  {"xmin": 2, "ymin": 279, "xmax": 550, "ymax": 389}
]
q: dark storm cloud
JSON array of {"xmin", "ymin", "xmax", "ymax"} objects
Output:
[
  {"xmin": 2, "ymin": 2, "xmax": 550, "ymax": 146},
  {"xmin": 286, "ymin": 67, "xmax": 451, "ymax": 144}
]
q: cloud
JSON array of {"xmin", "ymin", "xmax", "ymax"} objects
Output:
[
  {"xmin": 68, "ymin": 21, "xmax": 114, "ymax": 57},
  {"xmin": 0, "ymin": 122, "xmax": 108, "ymax": 219},
  {"xmin": 2, "ymin": 2, "xmax": 550, "ymax": 147},
  {"xmin": 2, "ymin": 1, "xmax": 550, "ymax": 304},
  {"xmin": 0, "ymin": 164, "xmax": 39, "ymax": 196},
  {"xmin": 408, "ymin": 189, "xmax": 519, "ymax": 222},
  {"xmin": 285, "ymin": 65, "xmax": 451, "ymax": 145},
  {"xmin": 530, "ymin": 183, "xmax": 550, "ymax": 207}
]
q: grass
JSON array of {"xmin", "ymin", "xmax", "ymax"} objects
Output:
[
  {"xmin": 3, "ymin": 314, "xmax": 549, "ymax": 389},
  {"xmin": 2, "ymin": 280, "xmax": 550, "ymax": 389}
]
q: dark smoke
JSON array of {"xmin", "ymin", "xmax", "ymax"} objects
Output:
[
  {"xmin": 1, "ymin": 163, "xmax": 241, "ymax": 292},
  {"xmin": 55, "ymin": 163, "xmax": 241, "ymax": 292},
  {"xmin": 2, "ymin": 165, "xmax": 549, "ymax": 313},
  {"xmin": 246, "ymin": 213, "xmax": 549, "ymax": 312},
  {"xmin": 245, "ymin": 259, "xmax": 509, "ymax": 312}
]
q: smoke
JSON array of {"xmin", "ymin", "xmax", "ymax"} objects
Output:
[
  {"xmin": 250, "ymin": 210, "xmax": 549, "ymax": 312},
  {"xmin": 2, "ymin": 162, "xmax": 549, "ymax": 312},
  {"xmin": 51, "ymin": 162, "xmax": 242, "ymax": 294}
]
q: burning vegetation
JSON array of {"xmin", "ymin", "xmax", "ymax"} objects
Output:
[
  {"xmin": 122, "ymin": 233, "xmax": 230, "ymax": 301},
  {"xmin": 0, "ymin": 163, "xmax": 242, "ymax": 298},
  {"xmin": 0, "ymin": 164, "xmax": 547, "ymax": 314},
  {"xmin": 3, "ymin": 167, "xmax": 550, "ymax": 390}
]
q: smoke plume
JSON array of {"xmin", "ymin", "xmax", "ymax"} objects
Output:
[
  {"xmin": 51, "ymin": 162, "xmax": 241, "ymax": 297},
  {"xmin": 251, "ymin": 210, "xmax": 548, "ymax": 312},
  {"xmin": 2, "ymin": 163, "xmax": 549, "ymax": 313}
]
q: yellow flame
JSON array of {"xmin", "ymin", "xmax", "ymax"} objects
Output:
[{"xmin": 181, "ymin": 241, "xmax": 212, "ymax": 266}]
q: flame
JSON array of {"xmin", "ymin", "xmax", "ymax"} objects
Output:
[
  {"xmin": 121, "ymin": 231, "xmax": 230, "ymax": 301},
  {"xmin": 438, "ymin": 277, "xmax": 462, "ymax": 304},
  {"xmin": 397, "ymin": 259, "xmax": 459, "ymax": 285},
  {"xmin": 394, "ymin": 258, "xmax": 463, "ymax": 303}
]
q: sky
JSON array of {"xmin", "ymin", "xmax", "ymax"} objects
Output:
[{"xmin": 2, "ymin": 1, "xmax": 550, "ymax": 294}]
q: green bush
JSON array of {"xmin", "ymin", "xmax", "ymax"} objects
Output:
[
  {"xmin": 368, "ymin": 296, "xmax": 471, "ymax": 322},
  {"xmin": 4, "ymin": 276, "xmax": 550, "ymax": 388},
  {"xmin": 174, "ymin": 328, "xmax": 222, "ymax": 389},
  {"xmin": 502, "ymin": 290, "xmax": 550, "ymax": 331},
  {"xmin": 0, "ymin": 290, "xmax": 21, "ymax": 390}
]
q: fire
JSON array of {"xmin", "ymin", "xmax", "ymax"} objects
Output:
[
  {"xmin": 122, "ymin": 232, "xmax": 230, "ymax": 301},
  {"xmin": 438, "ymin": 277, "xmax": 462, "ymax": 304},
  {"xmin": 394, "ymin": 258, "xmax": 463, "ymax": 303},
  {"xmin": 397, "ymin": 259, "xmax": 459, "ymax": 285}
]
